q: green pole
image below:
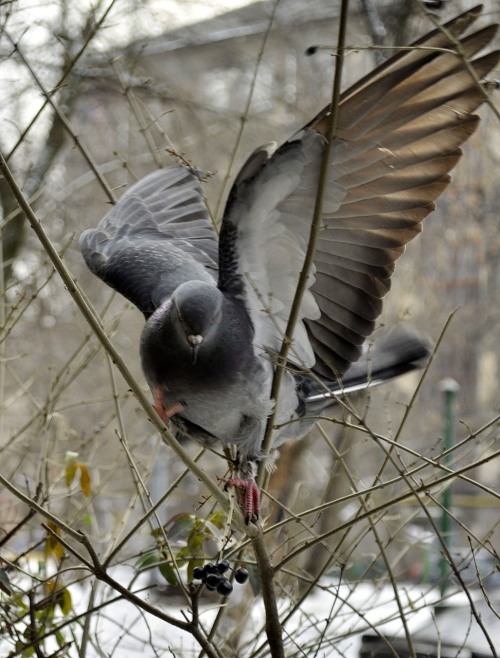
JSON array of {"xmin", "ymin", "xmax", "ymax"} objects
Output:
[{"xmin": 438, "ymin": 378, "xmax": 460, "ymax": 596}]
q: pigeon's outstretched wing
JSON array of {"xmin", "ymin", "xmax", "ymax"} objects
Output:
[
  {"xmin": 80, "ymin": 167, "xmax": 218, "ymax": 318},
  {"xmin": 218, "ymin": 6, "xmax": 498, "ymax": 377}
]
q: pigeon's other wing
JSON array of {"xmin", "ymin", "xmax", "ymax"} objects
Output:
[
  {"xmin": 218, "ymin": 6, "xmax": 498, "ymax": 376},
  {"xmin": 218, "ymin": 138, "xmax": 325, "ymax": 368},
  {"xmin": 80, "ymin": 167, "xmax": 218, "ymax": 317}
]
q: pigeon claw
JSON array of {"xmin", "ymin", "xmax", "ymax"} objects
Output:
[
  {"xmin": 225, "ymin": 476, "xmax": 260, "ymax": 524},
  {"xmin": 153, "ymin": 388, "xmax": 183, "ymax": 424}
]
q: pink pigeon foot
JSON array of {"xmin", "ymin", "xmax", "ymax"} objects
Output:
[
  {"xmin": 153, "ymin": 388, "xmax": 183, "ymax": 424},
  {"xmin": 225, "ymin": 476, "xmax": 260, "ymax": 524}
]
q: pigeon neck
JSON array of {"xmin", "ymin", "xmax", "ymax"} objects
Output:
[{"xmin": 141, "ymin": 294, "xmax": 255, "ymax": 387}]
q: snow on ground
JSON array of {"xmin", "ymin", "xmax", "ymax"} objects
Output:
[{"xmin": 2, "ymin": 562, "xmax": 490, "ymax": 657}]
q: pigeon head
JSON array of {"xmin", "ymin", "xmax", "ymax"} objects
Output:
[{"xmin": 171, "ymin": 281, "xmax": 223, "ymax": 363}]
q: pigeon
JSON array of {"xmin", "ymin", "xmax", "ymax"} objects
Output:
[{"xmin": 80, "ymin": 7, "xmax": 499, "ymax": 522}]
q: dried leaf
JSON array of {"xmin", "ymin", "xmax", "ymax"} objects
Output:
[
  {"xmin": 78, "ymin": 463, "xmax": 91, "ymax": 497},
  {"xmin": 45, "ymin": 522, "xmax": 64, "ymax": 561},
  {"xmin": 65, "ymin": 462, "xmax": 77, "ymax": 488},
  {"xmin": 57, "ymin": 587, "xmax": 72, "ymax": 616},
  {"xmin": 45, "ymin": 579, "xmax": 57, "ymax": 594}
]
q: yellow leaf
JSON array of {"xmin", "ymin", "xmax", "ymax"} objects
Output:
[
  {"xmin": 65, "ymin": 451, "xmax": 79, "ymax": 488},
  {"xmin": 78, "ymin": 463, "xmax": 91, "ymax": 497},
  {"xmin": 57, "ymin": 587, "xmax": 73, "ymax": 616},
  {"xmin": 45, "ymin": 522, "xmax": 64, "ymax": 561},
  {"xmin": 45, "ymin": 579, "xmax": 56, "ymax": 594},
  {"xmin": 53, "ymin": 540, "xmax": 64, "ymax": 561},
  {"xmin": 65, "ymin": 462, "xmax": 77, "ymax": 488}
]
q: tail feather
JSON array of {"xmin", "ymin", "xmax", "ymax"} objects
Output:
[{"xmin": 305, "ymin": 326, "xmax": 431, "ymax": 404}]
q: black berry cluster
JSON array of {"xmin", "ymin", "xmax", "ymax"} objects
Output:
[{"xmin": 192, "ymin": 559, "xmax": 249, "ymax": 596}]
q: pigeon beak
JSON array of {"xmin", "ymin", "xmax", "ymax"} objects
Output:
[{"xmin": 187, "ymin": 334, "xmax": 203, "ymax": 364}]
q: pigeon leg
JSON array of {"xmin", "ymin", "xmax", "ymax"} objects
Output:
[
  {"xmin": 225, "ymin": 476, "xmax": 260, "ymax": 523},
  {"xmin": 153, "ymin": 388, "xmax": 183, "ymax": 424},
  {"xmin": 225, "ymin": 458, "xmax": 261, "ymax": 523}
]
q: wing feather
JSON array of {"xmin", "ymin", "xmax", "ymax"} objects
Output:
[
  {"xmin": 217, "ymin": 6, "xmax": 498, "ymax": 375},
  {"xmin": 80, "ymin": 167, "xmax": 218, "ymax": 317}
]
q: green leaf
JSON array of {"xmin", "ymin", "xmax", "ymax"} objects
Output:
[
  {"xmin": 135, "ymin": 551, "xmax": 161, "ymax": 570},
  {"xmin": 202, "ymin": 518, "xmax": 224, "ymax": 541},
  {"xmin": 17, "ymin": 642, "xmax": 34, "ymax": 658},
  {"xmin": 0, "ymin": 568, "xmax": 12, "ymax": 594},
  {"xmin": 167, "ymin": 513, "xmax": 196, "ymax": 541},
  {"xmin": 55, "ymin": 630, "xmax": 66, "ymax": 647},
  {"xmin": 10, "ymin": 592, "xmax": 27, "ymax": 610},
  {"xmin": 186, "ymin": 528, "xmax": 204, "ymax": 555},
  {"xmin": 208, "ymin": 510, "xmax": 226, "ymax": 530},
  {"xmin": 174, "ymin": 547, "xmax": 188, "ymax": 568},
  {"xmin": 159, "ymin": 562, "xmax": 178, "ymax": 587},
  {"xmin": 246, "ymin": 562, "xmax": 261, "ymax": 597}
]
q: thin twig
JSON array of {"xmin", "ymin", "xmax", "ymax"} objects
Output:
[
  {"xmin": 252, "ymin": 530, "xmax": 284, "ymax": 658},
  {"xmin": 5, "ymin": 33, "xmax": 115, "ymax": 204},
  {"xmin": 214, "ymin": 0, "xmax": 281, "ymax": 226},
  {"xmin": 415, "ymin": 0, "xmax": 500, "ymax": 121},
  {"xmin": 421, "ymin": 495, "xmax": 498, "ymax": 658},
  {"xmin": 42, "ymin": 523, "xmax": 220, "ymax": 658},
  {"xmin": 258, "ymin": 0, "xmax": 351, "ymax": 483},
  {"xmin": 251, "ymin": 4, "xmax": 351, "ymax": 656},
  {"xmin": 104, "ymin": 448, "xmax": 206, "ymax": 566},
  {"xmin": 275, "ymin": 444, "xmax": 500, "ymax": 570},
  {"xmin": 6, "ymin": 0, "xmax": 120, "ymax": 163}
]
